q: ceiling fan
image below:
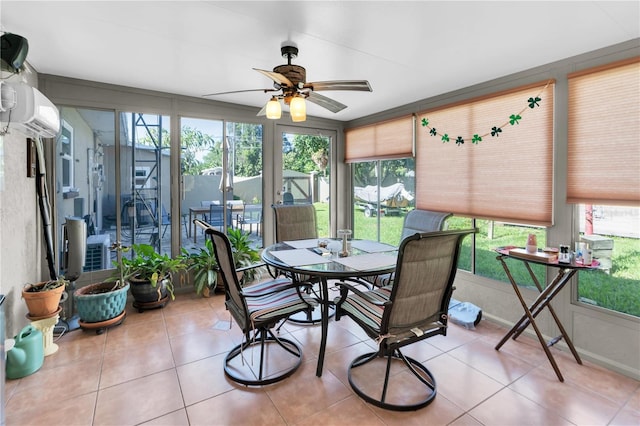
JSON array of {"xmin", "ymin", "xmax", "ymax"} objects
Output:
[{"xmin": 202, "ymin": 44, "xmax": 372, "ymax": 121}]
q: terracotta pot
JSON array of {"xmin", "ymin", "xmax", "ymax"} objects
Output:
[{"xmin": 22, "ymin": 281, "xmax": 65, "ymax": 318}]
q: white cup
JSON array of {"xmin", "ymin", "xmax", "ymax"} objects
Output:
[{"xmin": 583, "ymin": 248, "xmax": 593, "ymax": 265}]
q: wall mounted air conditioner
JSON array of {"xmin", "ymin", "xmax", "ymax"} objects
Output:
[{"xmin": 0, "ymin": 81, "xmax": 60, "ymax": 138}]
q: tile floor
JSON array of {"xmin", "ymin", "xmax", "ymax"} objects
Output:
[{"xmin": 5, "ymin": 290, "xmax": 639, "ymax": 426}]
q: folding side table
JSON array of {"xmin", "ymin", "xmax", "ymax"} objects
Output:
[{"xmin": 494, "ymin": 247, "xmax": 598, "ymax": 382}]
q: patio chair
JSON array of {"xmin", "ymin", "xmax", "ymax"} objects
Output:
[
  {"xmin": 205, "ymin": 226, "xmax": 316, "ymax": 386},
  {"xmin": 282, "ymin": 191, "xmax": 294, "ymax": 205},
  {"xmin": 238, "ymin": 204, "xmax": 262, "ymax": 236},
  {"xmin": 208, "ymin": 203, "xmax": 232, "ymax": 231},
  {"xmin": 367, "ymin": 209, "xmax": 452, "ymax": 287},
  {"xmin": 335, "ymin": 228, "xmax": 475, "ymax": 411},
  {"xmin": 272, "ymin": 203, "xmax": 322, "ymax": 324},
  {"xmin": 400, "ymin": 209, "xmax": 452, "ymax": 240},
  {"xmin": 272, "ymin": 204, "xmax": 318, "ymax": 242}
]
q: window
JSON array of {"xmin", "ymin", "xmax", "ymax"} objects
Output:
[
  {"xmin": 59, "ymin": 119, "xmax": 74, "ymax": 192},
  {"xmin": 352, "ymin": 158, "xmax": 415, "ymax": 245},
  {"xmin": 445, "ymin": 216, "xmax": 546, "ymax": 283},
  {"xmin": 345, "ymin": 115, "xmax": 414, "ymax": 162},
  {"xmin": 574, "ymin": 205, "xmax": 640, "ymax": 317},
  {"xmin": 413, "ymin": 82, "xmax": 554, "ymax": 283},
  {"xmin": 568, "ymin": 58, "xmax": 640, "ymax": 317},
  {"xmin": 346, "ymin": 116, "xmax": 416, "ymax": 245},
  {"xmin": 415, "ymin": 81, "xmax": 554, "ymax": 226}
]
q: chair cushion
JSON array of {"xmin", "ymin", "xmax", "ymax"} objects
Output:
[
  {"xmin": 244, "ymin": 279, "xmax": 315, "ymax": 323},
  {"xmin": 339, "ymin": 286, "xmax": 392, "ymax": 332}
]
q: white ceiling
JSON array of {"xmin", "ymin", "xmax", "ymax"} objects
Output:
[{"xmin": 2, "ymin": 1, "xmax": 639, "ymax": 122}]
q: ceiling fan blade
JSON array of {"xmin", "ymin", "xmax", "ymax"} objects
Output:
[
  {"xmin": 202, "ymin": 88, "xmax": 275, "ymax": 97},
  {"xmin": 306, "ymin": 92, "xmax": 347, "ymax": 113},
  {"xmin": 253, "ymin": 68, "xmax": 294, "ymax": 88},
  {"xmin": 306, "ymin": 80, "xmax": 372, "ymax": 92}
]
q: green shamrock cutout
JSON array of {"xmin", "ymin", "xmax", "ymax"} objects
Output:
[
  {"xmin": 528, "ymin": 96, "xmax": 541, "ymax": 108},
  {"xmin": 421, "ymin": 118, "xmax": 429, "ymax": 127},
  {"xmin": 472, "ymin": 134, "xmax": 482, "ymax": 144},
  {"xmin": 441, "ymin": 134, "xmax": 450, "ymax": 143},
  {"xmin": 509, "ymin": 114, "xmax": 522, "ymax": 125}
]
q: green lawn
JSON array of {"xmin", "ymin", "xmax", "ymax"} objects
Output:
[{"xmin": 315, "ymin": 202, "xmax": 640, "ymax": 317}]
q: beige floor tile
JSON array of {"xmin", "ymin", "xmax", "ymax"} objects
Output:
[
  {"xmin": 448, "ymin": 413, "xmax": 484, "ymax": 426},
  {"xmin": 41, "ymin": 327, "xmax": 106, "ymax": 370},
  {"xmin": 187, "ymin": 388, "xmax": 286, "ymax": 425},
  {"xmin": 448, "ymin": 338, "xmax": 536, "ymax": 385},
  {"xmin": 424, "ymin": 352, "xmax": 504, "ymax": 412},
  {"xmin": 294, "ymin": 395, "xmax": 384, "ymax": 426},
  {"xmin": 551, "ymin": 349, "xmax": 640, "ymax": 405},
  {"xmin": 509, "ymin": 365, "xmax": 622, "ymax": 425},
  {"xmin": 265, "ymin": 359, "xmax": 352, "ymax": 424},
  {"xmin": 4, "ymin": 293, "xmax": 637, "ymax": 426},
  {"xmin": 170, "ymin": 327, "xmax": 235, "ymax": 366},
  {"xmin": 5, "ymin": 358, "xmax": 102, "ymax": 414},
  {"xmin": 427, "ymin": 323, "xmax": 481, "ymax": 353},
  {"xmin": 5, "ymin": 391, "xmax": 97, "ymax": 426},
  {"xmin": 104, "ymin": 314, "xmax": 169, "ymax": 353},
  {"xmin": 323, "ymin": 341, "xmax": 380, "ymax": 387},
  {"xmin": 625, "ymin": 385, "xmax": 640, "ymax": 412},
  {"xmin": 469, "ymin": 387, "xmax": 574, "ymax": 425},
  {"xmin": 94, "ymin": 369, "xmax": 184, "ymax": 425},
  {"xmin": 176, "ymin": 353, "xmax": 236, "ymax": 406},
  {"xmin": 370, "ymin": 392, "xmax": 466, "ymax": 426},
  {"xmin": 164, "ymin": 307, "xmax": 222, "ymax": 339},
  {"xmin": 141, "ymin": 408, "xmax": 190, "ymax": 425},
  {"xmin": 100, "ymin": 339, "xmax": 175, "ymax": 388},
  {"xmin": 609, "ymin": 406, "xmax": 640, "ymax": 426}
]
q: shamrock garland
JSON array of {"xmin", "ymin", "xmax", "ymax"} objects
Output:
[{"xmin": 421, "ymin": 80, "xmax": 551, "ymax": 146}]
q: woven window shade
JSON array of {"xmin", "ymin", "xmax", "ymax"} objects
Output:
[
  {"xmin": 345, "ymin": 115, "xmax": 414, "ymax": 162},
  {"xmin": 567, "ymin": 58, "xmax": 640, "ymax": 206},
  {"xmin": 415, "ymin": 81, "xmax": 554, "ymax": 226}
]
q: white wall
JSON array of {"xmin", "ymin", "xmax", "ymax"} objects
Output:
[{"xmin": 0, "ymin": 65, "xmax": 45, "ymax": 338}]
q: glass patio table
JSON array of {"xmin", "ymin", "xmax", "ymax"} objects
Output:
[{"xmin": 261, "ymin": 238, "xmax": 397, "ymax": 377}]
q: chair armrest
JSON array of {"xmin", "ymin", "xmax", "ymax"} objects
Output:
[{"xmin": 236, "ymin": 261, "xmax": 265, "ymax": 273}]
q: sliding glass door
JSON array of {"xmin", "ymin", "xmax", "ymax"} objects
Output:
[
  {"xmin": 275, "ymin": 125, "xmax": 334, "ymax": 238},
  {"xmin": 180, "ymin": 118, "xmax": 263, "ymax": 254}
]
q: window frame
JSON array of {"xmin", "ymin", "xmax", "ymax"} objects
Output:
[{"xmin": 59, "ymin": 119, "xmax": 74, "ymax": 193}]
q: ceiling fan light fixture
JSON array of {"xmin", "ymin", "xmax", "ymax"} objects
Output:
[
  {"xmin": 266, "ymin": 97, "xmax": 281, "ymax": 119},
  {"xmin": 290, "ymin": 95, "xmax": 306, "ymax": 122}
]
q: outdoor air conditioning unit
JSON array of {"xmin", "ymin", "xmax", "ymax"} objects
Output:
[
  {"xmin": 0, "ymin": 81, "xmax": 60, "ymax": 138},
  {"xmin": 84, "ymin": 234, "xmax": 111, "ymax": 272}
]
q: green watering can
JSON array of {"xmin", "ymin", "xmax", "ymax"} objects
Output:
[{"xmin": 6, "ymin": 325, "xmax": 44, "ymax": 379}]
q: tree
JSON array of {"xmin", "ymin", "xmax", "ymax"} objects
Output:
[
  {"xmin": 228, "ymin": 122, "xmax": 263, "ymax": 177},
  {"xmin": 180, "ymin": 126, "xmax": 220, "ymax": 175},
  {"xmin": 353, "ymin": 159, "xmax": 411, "ymax": 187},
  {"xmin": 283, "ymin": 134, "xmax": 330, "ymax": 174}
]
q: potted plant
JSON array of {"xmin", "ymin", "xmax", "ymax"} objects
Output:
[
  {"xmin": 182, "ymin": 239, "xmax": 219, "ymax": 297},
  {"xmin": 182, "ymin": 228, "xmax": 261, "ymax": 296},
  {"xmin": 22, "ymin": 277, "xmax": 67, "ymax": 319},
  {"xmin": 117, "ymin": 243, "xmax": 187, "ymax": 310},
  {"xmin": 74, "ymin": 242, "xmax": 130, "ymax": 326},
  {"xmin": 226, "ymin": 227, "xmax": 261, "ymax": 284}
]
